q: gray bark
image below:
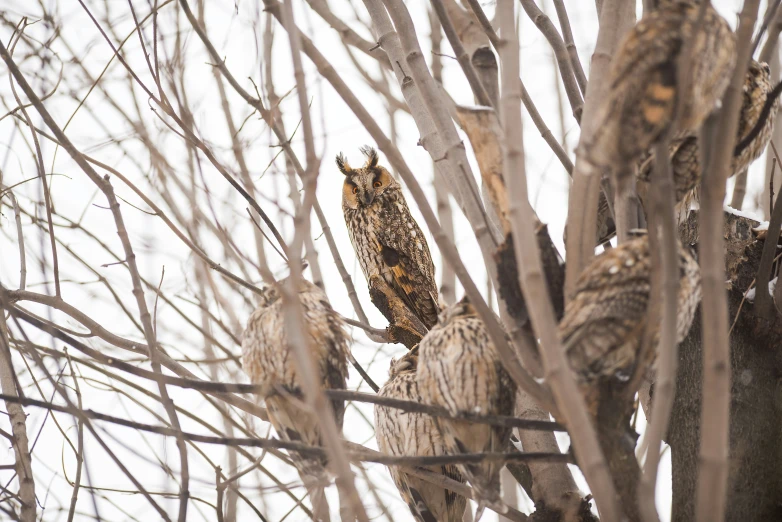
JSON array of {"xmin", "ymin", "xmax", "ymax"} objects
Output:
[{"xmin": 666, "ymin": 211, "xmax": 782, "ymax": 522}]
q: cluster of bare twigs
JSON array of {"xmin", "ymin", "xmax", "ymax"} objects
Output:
[{"xmin": 1, "ymin": 0, "xmax": 781, "ymax": 521}]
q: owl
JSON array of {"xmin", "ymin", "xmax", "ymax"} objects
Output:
[
  {"xmin": 559, "ymin": 234, "xmax": 701, "ymax": 416},
  {"xmin": 586, "ymin": 1, "xmax": 735, "ymax": 186},
  {"xmin": 637, "ymin": 59, "xmax": 780, "ymax": 209},
  {"xmin": 337, "ymin": 147, "xmax": 440, "ymax": 330},
  {"xmin": 375, "ymin": 346, "xmax": 466, "ymax": 522},
  {"xmin": 417, "ymin": 297, "xmax": 517, "ymax": 520},
  {"xmin": 241, "ymin": 277, "xmax": 349, "ymax": 521},
  {"xmin": 596, "ymin": 190, "xmax": 616, "ymax": 245},
  {"xmin": 565, "ymin": 189, "xmax": 616, "ymax": 246}
]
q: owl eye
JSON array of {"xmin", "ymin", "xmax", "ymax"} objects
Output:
[
  {"xmin": 352, "ymin": 186, "xmax": 359, "ymax": 194},
  {"xmin": 373, "ymin": 180, "xmax": 382, "ymax": 188}
]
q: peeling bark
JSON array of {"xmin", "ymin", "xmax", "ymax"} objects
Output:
[{"xmin": 455, "ymin": 106, "xmax": 512, "ymax": 234}]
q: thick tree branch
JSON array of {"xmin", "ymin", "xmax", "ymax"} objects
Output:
[
  {"xmin": 695, "ymin": 3, "xmax": 761, "ymax": 521},
  {"xmin": 497, "ymin": 1, "xmax": 620, "ymax": 519}
]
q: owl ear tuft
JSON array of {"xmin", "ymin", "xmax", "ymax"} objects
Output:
[
  {"xmin": 454, "ymin": 294, "xmax": 477, "ymax": 317},
  {"xmin": 360, "ymin": 146, "xmax": 379, "ymax": 169},
  {"xmin": 336, "ymin": 153, "xmax": 351, "ymax": 175}
]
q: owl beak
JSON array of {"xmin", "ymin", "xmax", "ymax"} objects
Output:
[{"xmin": 362, "ymin": 191, "xmax": 375, "ymax": 206}]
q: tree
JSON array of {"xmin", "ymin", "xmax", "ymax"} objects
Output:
[{"xmin": 0, "ymin": 0, "xmax": 779, "ymax": 521}]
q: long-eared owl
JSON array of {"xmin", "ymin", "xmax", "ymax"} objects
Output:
[
  {"xmin": 637, "ymin": 59, "xmax": 780, "ymax": 209},
  {"xmin": 559, "ymin": 234, "xmax": 701, "ymax": 415},
  {"xmin": 416, "ymin": 297, "xmax": 517, "ymax": 519},
  {"xmin": 337, "ymin": 147, "xmax": 440, "ymax": 329},
  {"xmin": 241, "ymin": 277, "xmax": 349, "ymax": 519},
  {"xmin": 375, "ymin": 346, "xmax": 466, "ymax": 522},
  {"xmin": 586, "ymin": 0, "xmax": 735, "ymax": 180}
]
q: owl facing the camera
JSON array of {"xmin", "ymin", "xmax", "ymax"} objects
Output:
[{"xmin": 338, "ymin": 147, "xmax": 440, "ymax": 329}]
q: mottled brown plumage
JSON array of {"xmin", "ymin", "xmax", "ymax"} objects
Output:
[
  {"xmin": 417, "ymin": 297, "xmax": 516, "ymax": 520},
  {"xmin": 338, "ymin": 147, "xmax": 440, "ymax": 329},
  {"xmin": 637, "ymin": 59, "xmax": 779, "ymax": 209},
  {"xmin": 375, "ymin": 347, "xmax": 467, "ymax": 522},
  {"xmin": 559, "ymin": 234, "xmax": 701, "ymax": 414},
  {"xmin": 241, "ymin": 278, "xmax": 349, "ymax": 521},
  {"xmin": 596, "ymin": 190, "xmax": 616, "ymax": 245},
  {"xmin": 587, "ymin": 1, "xmax": 735, "ymax": 179}
]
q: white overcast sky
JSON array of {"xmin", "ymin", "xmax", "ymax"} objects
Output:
[{"xmin": 0, "ymin": 0, "xmax": 769, "ymax": 520}]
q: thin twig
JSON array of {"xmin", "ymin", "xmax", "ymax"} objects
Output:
[
  {"xmin": 0, "ymin": 391, "xmax": 571, "ymax": 470},
  {"xmin": 2, "ymin": 289, "xmax": 269, "ymax": 420},
  {"xmin": 11, "ymin": 116, "xmax": 265, "ymax": 295},
  {"xmin": 430, "ymin": 8, "xmax": 457, "ymax": 306},
  {"xmin": 760, "ymin": 1, "xmax": 782, "ymax": 62},
  {"xmin": 752, "ymin": 0, "xmax": 782, "ymax": 56},
  {"xmin": 753, "ymin": 142, "xmax": 782, "ymax": 318},
  {"xmin": 638, "ymin": 137, "xmax": 680, "ymax": 522},
  {"xmin": 277, "ymin": 0, "xmax": 368, "ymax": 517},
  {"xmin": 552, "ymin": 0, "xmax": 587, "ymax": 94},
  {"xmin": 430, "ymin": 0, "xmax": 494, "ymax": 107},
  {"xmin": 519, "ymin": 0, "xmax": 584, "ymax": 120},
  {"xmin": 0, "ymin": 311, "xmax": 36, "ymax": 522},
  {"xmin": 564, "ymin": 0, "xmax": 634, "ymax": 298},
  {"xmin": 64, "ymin": 351, "xmax": 84, "ymax": 522},
  {"xmin": 7, "ymin": 192, "xmax": 26, "ymax": 291},
  {"xmin": 8, "ymin": 24, "xmax": 60, "ymax": 299},
  {"xmin": 305, "ymin": 0, "xmax": 392, "ymax": 68}
]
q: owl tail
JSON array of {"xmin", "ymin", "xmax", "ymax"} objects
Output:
[
  {"xmin": 471, "ymin": 478, "xmax": 506, "ymax": 522},
  {"xmin": 474, "ymin": 501, "xmax": 488, "ymax": 522},
  {"xmin": 302, "ymin": 474, "xmax": 331, "ymax": 522},
  {"xmin": 474, "ymin": 497, "xmax": 509, "ymax": 522}
]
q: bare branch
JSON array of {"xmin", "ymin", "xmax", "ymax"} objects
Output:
[
  {"xmin": 519, "ymin": 0, "xmax": 584, "ymax": 120},
  {"xmin": 637, "ymin": 137, "xmax": 679, "ymax": 522},
  {"xmin": 305, "ymin": 0, "xmax": 392, "ymax": 68},
  {"xmin": 564, "ymin": 0, "xmax": 635, "ymax": 298},
  {"xmin": 497, "ymin": 1, "xmax": 620, "ymax": 519},
  {"xmin": 695, "ymin": 3, "xmax": 762, "ymax": 521},
  {"xmin": 0, "ymin": 313, "xmax": 35, "ymax": 522},
  {"xmin": 430, "ymin": 0, "xmax": 493, "ymax": 108},
  {"xmin": 551, "ymin": 0, "xmax": 587, "ymax": 93}
]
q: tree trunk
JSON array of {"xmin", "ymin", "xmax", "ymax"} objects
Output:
[{"xmin": 666, "ymin": 211, "xmax": 782, "ymax": 522}]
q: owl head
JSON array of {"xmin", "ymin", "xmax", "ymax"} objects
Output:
[
  {"xmin": 336, "ymin": 146, "xmax": 398, "ymax": 210},
  {"xmin": 257, "ymin": 283, "xmax": 281, "ymax": 309},
  {"xmin": 437, "ymin": 295, "xmax": 478, "ymax": 326},
  {"xmin": 256, "ymin": 278, "xmax": 323, "ymax": 309},
  {"xmin": 388, "ymin": 345, "xmax": 419, "ymax": 377},
  {"xmin": 745, "ymin": 59, "xmax": 771, "ymax": 95}
]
